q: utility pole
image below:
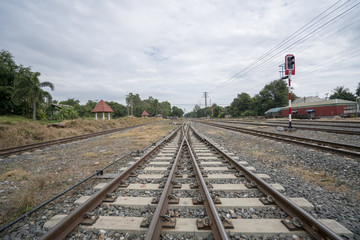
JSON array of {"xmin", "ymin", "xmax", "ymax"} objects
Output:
[
  {"xmin": 203, "ymin": 92, "xmax": 208, "ymax": 118},
  {"xmin": 125, "ymin": 94, "xmax": 129, "ymax": 116},
  {"xmin": 131, "ymin": 98, "xmax": 134, "ymax": 116},
  {"xmin": 279, "ymin": 63, "xmax": 285, "ymax": 78}
]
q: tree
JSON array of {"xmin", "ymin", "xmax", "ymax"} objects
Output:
[
  {"xmin": 253, "ymin": 79, "xmax": 293, "ymax": 115},
  {"xmin": 0, "ymin": 50, "xmax": 18, "ymax": 114},
  {"xmin": 59, "ymin": 98, "xmax": 80, "ymax": 107},
  {"xmin": 158, "ymin": 101, "xmax": 171, "ymax": 117},
  {"xmin": 356, "ymin": 82, "xmax": 360, "ymax": 98},
  {"xmin": 106, "ymin": 101, "xmax": 127, "ymax": 118},
  {"xmin": 229, "ymin": 92, "xmax": 253, "ymax": 117},
  {"xmin": 126, "ymin": 93, "xmax": 143, "ymax": 117},
  {"xmin": 12, "ymin": 70, "xmax": 54, "ymax": 121},
  {"xmin": 329, "ymin": 86, "xmax": 356, "ymax": 101},
  {"xmin": 171, "ymin": 106, "xmax": 184, "ymax": 117}
]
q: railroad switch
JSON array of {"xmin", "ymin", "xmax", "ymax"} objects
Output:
[
  {"xmin": 80, "ymin": 213, "xmax": 99, "ymax": 226},
  {"xmin": 281, "ymin": 217, "xmax": 304, "ymax": 231},
  {"xmin": 103, "ymin": 193, "xmax": 117, "ymax": 202}
]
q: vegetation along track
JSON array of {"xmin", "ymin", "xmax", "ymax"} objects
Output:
[
  {"xmin": 199, "ymin": 121, "xmax": 360, "ymax": 158},
  {"xmin": 40, "ymin": 122, "xmax": 351, "ymax": 239},
  {"xmin": 220, "ymin": 120, "xmax": 360, "ymax": 135},
  {"xmin": 0, "ymin": 123, "xmax": 148, "ymax": 158}
]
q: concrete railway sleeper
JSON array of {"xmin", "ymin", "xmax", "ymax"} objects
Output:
[{"xmin": 41, "ymin": 122, "xmax": 352, "ymax": 239}]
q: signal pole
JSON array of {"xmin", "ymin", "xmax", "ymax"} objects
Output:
[{"xmin": 284, "ymin": 54, "xmax": 295, "ymax": 129}]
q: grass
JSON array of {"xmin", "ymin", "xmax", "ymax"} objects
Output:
[
  {"xmin": 0, "ymin": 169, "xmax": 29, "ymax": 181},
  {"xmin": 82, "ymin": 152, "xmax": 98, "ymax": 158},
  {"xmin": 0, "ymin": 115, "xmax": 163, "ymax": 149}
]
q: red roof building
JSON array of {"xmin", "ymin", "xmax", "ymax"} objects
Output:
[
  {"xmin": 141, "ymin": 110, "xmax": 150, "ymax": 117},
  {"xmin": 91, "ymin": 100, "xmax": 114, "ymax": 120}
]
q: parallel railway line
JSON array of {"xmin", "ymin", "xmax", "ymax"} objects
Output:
[
  {"xmin": 38, "ymin": 122, "xmax": 351, "ymax": 239},
  {"xmin": 0, "ymin": 123, "xmax": 148, "ymax": 158},
  {"xmin": 219, "ymin": 120, "xmax": 360, "ymax": 135},
  {"xmin": 199, "ymin": 121, "xmax": 360, "ymax": 158}
]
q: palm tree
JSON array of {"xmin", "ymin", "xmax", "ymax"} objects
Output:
[{"xmin": 12, "ymin": 69, "xmax": 54, "ymax": 121}]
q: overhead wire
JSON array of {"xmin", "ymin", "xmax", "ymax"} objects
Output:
[{"xmin": 209, "ymin": 0, "xmax": 360, "ymax": 95}]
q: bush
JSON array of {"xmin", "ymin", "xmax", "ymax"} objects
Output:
[{"xmin": 51, "ymin": 108, "xmax": 79, "ymax": 120}]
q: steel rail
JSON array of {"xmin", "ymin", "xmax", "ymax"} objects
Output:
[
  {"xmin": 145, "ymin": 123, "xmax": 186, "ymax": 239},
  {"xmin": 200, "ymin": 121, "xmax": 360, "ymax": 158},
  {"xmin": 219, "ymin": 120, "xmax": 360, "ymax": 135},
  {"xmin": 40, "ymin": 126, "xmax": 181, "ymax": 240},
  {"xmin": 0, "ymin": 123, "xmax": 149, "ymax": 157},
  {"xmin": 184, "ymin": 126, "xmax": 229, "ymax": 240},
  {"xmin": 190, "ymin": 126, "xmax": 343, "ymax": 240},
  {"xmin": 266, "ymin": 119, "xmax": 360, "ymax": 126}
]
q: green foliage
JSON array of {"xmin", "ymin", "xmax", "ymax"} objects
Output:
[
  {"xmin": 355, "ymin": 82, "xmax": 359, "ymax": 98},
  {"xmin": 171, "ymin": 106, "xmax": 184, "ymax": 117},
  {"xmin": 51, "ymin": 107, "xmax": 79, "ymax": 120},
  {"xmin": 329, "ymin": 86, "xmax": 356, "ymax": 101},
  {"xmin": 59, "ymin": 98, "xmax": 80, "ymax": 107},
  {"xmin": 229, "ymin": 92, "xmax": 253, "ymax": 117},
  {"xmin": 106, "ymin": 101, "xmax": 127, "ymax": 118},
  {"xmin": 0, "ymin": 50, "xmax": 18, "ymax": 114}
]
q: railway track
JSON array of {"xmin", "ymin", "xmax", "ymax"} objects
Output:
[
  {"xmin": 199, "ymin": 121, "xmax": 360, "ymax": 158},
  {"xmin": 266, "ymin": 119, "xmax": 360, "ymax": 127},
  {"xmin": 0, "ymin": 123, "xmax": 148, "ymax": 158},
  {"xmin": 220, "ymin": 120, "xmax": 360, "ymax": 135},
  {"xmin": 40, "ymin": 122, "xmax": 351, "ymax": 239}
]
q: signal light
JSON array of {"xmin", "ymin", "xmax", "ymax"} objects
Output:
[{"xmin": 285, "ymin": 54, "xmax": 295, "ymax": 75}]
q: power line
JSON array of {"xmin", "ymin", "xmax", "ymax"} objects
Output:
[{"xmin": 209, "ymin": 0, "xmax": 360, "ymax": 94}]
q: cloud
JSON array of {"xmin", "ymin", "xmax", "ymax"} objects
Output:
[{"xmin": 0, "ymin": 0, "xmax": 359, "ymax": 112}]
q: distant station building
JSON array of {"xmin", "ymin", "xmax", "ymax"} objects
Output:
[
  {"xmin": 141, "ymin": 110, "xmax": 150, "ymax": 117},
  {"xmin": 265, "ymin": 99, "xmax": 358, "ymax": 118},
  {"xmin": 91, "ymin": 100, "xmax": 114, "ymax": 120}
]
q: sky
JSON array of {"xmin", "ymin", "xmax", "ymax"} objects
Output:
[{"xmin": 0, "ymin": 0, "xmax": 359, "ymax": 112}]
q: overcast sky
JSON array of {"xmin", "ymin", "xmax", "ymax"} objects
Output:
[{"xmin": 1, "ymin": 0, "xmax": 359, "ymax": 112}]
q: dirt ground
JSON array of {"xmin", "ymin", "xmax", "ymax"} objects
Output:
[{"xmin": 0, "ymin": 120, "xmax": 177, "ymax": 226}]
